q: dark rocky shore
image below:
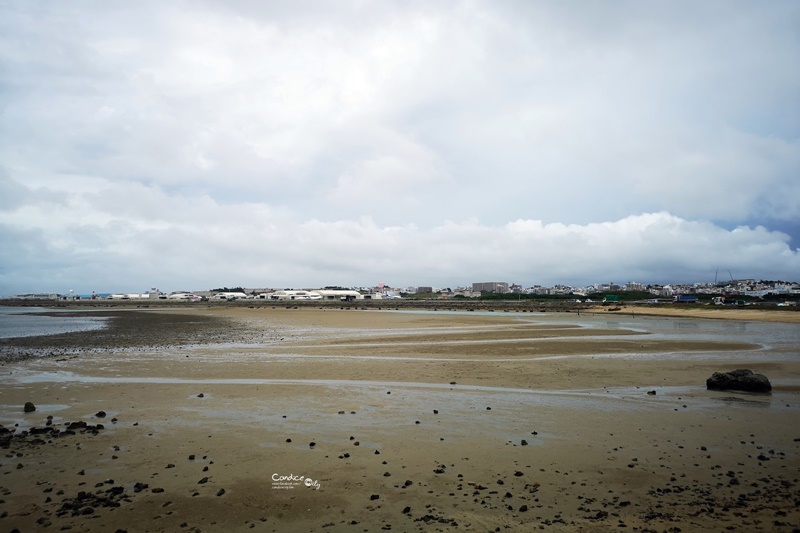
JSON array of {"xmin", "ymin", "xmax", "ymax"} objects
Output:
[{"xmin": 0, "ymin": 308, "xmax": 253, "ymax": 362}]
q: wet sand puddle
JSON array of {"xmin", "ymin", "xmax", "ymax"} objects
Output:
[{"xmin": 5, "ymin": 370, "xmax": 795, "ymax": 415}]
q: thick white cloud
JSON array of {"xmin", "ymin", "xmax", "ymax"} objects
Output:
[
  {"xmin": 0, "ymin": 0, "xmax": 798, "ymax": 293},
  {"xmin": 1, "ymin": 175, "xmax": 797, "ymax": 293}
]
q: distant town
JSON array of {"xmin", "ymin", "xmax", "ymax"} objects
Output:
[{"xmin": 7, "ymin": 278, "xmax": 800, "ymax": 305}]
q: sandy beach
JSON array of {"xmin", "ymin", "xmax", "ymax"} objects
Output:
[{"xmin": 1, "ymin": 304, "xmax": 799, "ymax": 532}]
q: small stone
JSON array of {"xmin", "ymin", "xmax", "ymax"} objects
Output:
[
  {"xmin": 370, "ymin": 494, "xmax": 380, "ymax": 500},
  {"xmin": 647, "ymin": 390, "xmax": 656, "ymax": 395},
  {"xmin": 216, "ymin": 488, "xmax": 225, "ymax": 496},
  {"xmin": 95, "ymin": 411, "xmax": 106, "ymax": 418},
  {"xmin": 309, "ymin": 442, "xmax": 316, "ymax": 448},
  {"xmin": 24, "ymin": 402, "xmax": 36, "ymax": 413},
  {"xmin": 197, "ymin": 393, "xmax": 204, "ymax": 398},
  {"xmin": 198, "ymin": 477, "xmax": 208, "ymax": 484},
  {"xmin": 521, "ymin": 440, "xmax": 528, "ymax": 446}
]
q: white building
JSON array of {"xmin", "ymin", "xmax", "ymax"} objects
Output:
[
  {"xmin": 259, "ymin": 289, "xmax": 382, "ymax": 301},
  {"xmin": 213, "ymin": 292, "xmax": 250, "ymax": 300},
  {"xmin": 260, "ymin": 290, "xmax": 322, "ymax": 301}
]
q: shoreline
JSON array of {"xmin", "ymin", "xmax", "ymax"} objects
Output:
[
  {"xmin": 3, "ymin": 296, "xmax": 799, "ymax": 327},
  {"xmin": 1, "ymin": 305, "xmax": 798, "ymax": 531}
]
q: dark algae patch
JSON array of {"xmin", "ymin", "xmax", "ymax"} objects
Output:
[{"xmin": 0, "ymin": 310, "xmax": 250, "ymax": 361}]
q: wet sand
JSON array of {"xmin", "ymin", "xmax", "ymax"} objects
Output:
[
  {"xmin": 1, "ymin": 306, "xmax": 799, "ymax": 532},
  {"xmin": 587, "ymin": 305, "xmax": 800, "ymax": 324}
]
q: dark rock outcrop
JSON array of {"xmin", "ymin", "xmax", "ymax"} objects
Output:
[{"xmin": 706, "ymin": 369, "xmax": 771, "ymax": 393}]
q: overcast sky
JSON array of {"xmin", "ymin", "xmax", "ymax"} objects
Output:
[{"xmin": 1, "ymin": 1, "xmax": 799, "ymax": 294}]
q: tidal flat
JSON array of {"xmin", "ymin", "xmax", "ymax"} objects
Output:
[{"xmin": 1, "ymin": 305, "xmax": 798, "ymax": 532}]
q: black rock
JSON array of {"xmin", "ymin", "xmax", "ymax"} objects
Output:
[
  {"xmin": 24, "ymin": 402, "xmax": 36, "ymax": 413},
  {"xmin": 95, "ymin": 411, "xmax": 106, "ymax": 418},
  {"xmin": 706, "ymin": 369, "xmax": 771, "ymax": 393},
  {"xmin": 370, "ymin": 494, "xmax": 380, "ymax": 500}
]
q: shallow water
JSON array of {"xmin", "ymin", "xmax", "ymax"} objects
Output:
[
  {"xmin": 6, "ymin": 370, "xmax": 796, "ymax": 411},
  {"xmin": 0, "ymin": 307, "xmax": 108, "ymax": 339}
]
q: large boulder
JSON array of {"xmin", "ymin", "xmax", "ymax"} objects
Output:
[{"xmin": 706, "ymin": 369, "xmax": 771, "ymax": 393}]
